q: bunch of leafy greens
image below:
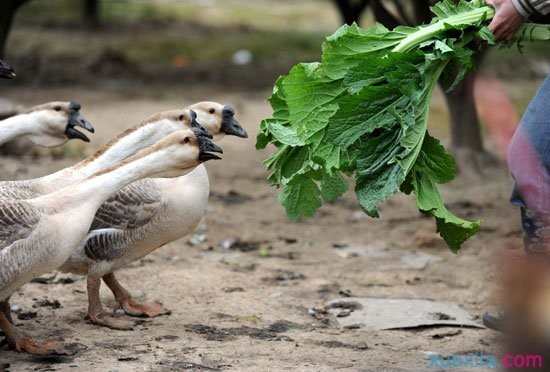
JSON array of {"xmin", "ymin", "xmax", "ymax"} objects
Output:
[{"xmin": 257, "ymin": 0, "xmax": 550, "ymax": 252}]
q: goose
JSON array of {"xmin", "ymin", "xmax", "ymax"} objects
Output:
[
  {"xmin": 0, "ymin": 103, "xmax": 223, "ymax": 326},
  {"xmin": 59, "ymin": 102, "xmax": 247, "ymax": 330},
  {"xmin": 0, "ymin": 119, "xmax": 223, "ymax": 355},
  {"xmin": 0, "ymin": 102, "xmax": 222, "ymax": 200},
  {"xmin": 0, "ymin": 101, "xmax": 94, "ymax": 148},
  {"xmin": 0, "ymin": 59, "xmax": 16, "ymax": 79}
]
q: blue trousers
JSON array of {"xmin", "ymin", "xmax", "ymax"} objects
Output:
[{"xmin": 508, "ymin": 75, "xmax": 550, "ymax": 254}]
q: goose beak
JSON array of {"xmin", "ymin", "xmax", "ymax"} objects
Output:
[
  {"xmin": 190, "ymin": 110, "xmax": 212, "ymax": 138},
  {"xmin": 0, "ymin": 60, "xmax": 16, "ymax": 79},
  {"xmin": 198, "ymin": 135, "xmax": 223, "ymax": 162},
  {"xmin": 221, "ymin": 105, "xmax": 247, "ymax": 138},
  {"xmin": 66, "ymin": 105, "xmax": 95, "ymax": 142}
]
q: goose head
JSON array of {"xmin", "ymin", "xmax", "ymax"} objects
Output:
[
  {"xmin": 188, "ymin": 101, "xmax": 247, "ymax": 139},
  {"xmin": 135, "ymin": 109, "xmax": 223, "ymax": 177},
  {"xmin": 0, "ymin": 59, "xmax": 16, "ymax": 79},
  {"xmin": 24, "ymin": 101, "xmax": 95, "ymax": 147},
  {"xmin": 133, "ymin": 126, "xmax": 223, "ymax": 178}
]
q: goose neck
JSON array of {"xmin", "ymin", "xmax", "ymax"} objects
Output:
[
  {"xmin": 73, "ymin": 121, "xmax": 182, "ymax": 177},
  {"xmin": 0, "ymin": 114, "xmax": 35, "ymax": 145}
]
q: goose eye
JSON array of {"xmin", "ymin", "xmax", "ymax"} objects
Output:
[
  {"xmin": 182, "ymin": 137, "xmax": 190, "ymax": 144},
  {"xmin": 178, "ymin": 114, "xmax": 185, "ymax": 121},
  {"xmin": 209, "ymin": 108, "xmax": 215, "ymax": 114},
  {"xmin": 54, "ymin": 106, "xmax": 62, "ymax": 111}
]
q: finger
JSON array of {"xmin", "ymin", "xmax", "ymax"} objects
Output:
[
  {"xmin": 491, "ymin": 22, "xmax": 504, "ymax": 39},
  {"xmin": 495, "ymin": 29, "xmax": 508, "ymax": 41},
  {"xmin": 507, "ymin": 28, "xmax": 519, "ymax": 41},
  {"xmin": 502, "ymin": 27, "xmax": 515, "ymax": 41},
  {"xmin": 488, "ymin": 18, "xmax": 500, "ymax": 32}
]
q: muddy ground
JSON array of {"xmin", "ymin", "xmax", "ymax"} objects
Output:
[{"xmin": 0, "ymin": 84, "xmax": 530, "ymax": 371}]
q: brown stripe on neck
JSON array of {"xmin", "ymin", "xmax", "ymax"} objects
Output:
[
  {"xmin": 74, "ymin": 112, "xmax": 178, "ymax": 169},
  {"xmin": 86, "ymin": 129, "xmax": 194, "ymax": 179}
]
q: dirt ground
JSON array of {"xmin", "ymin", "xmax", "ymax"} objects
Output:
[{"xmin": 0, "ymin": 84, "xmax": 527, "ymax": 371}]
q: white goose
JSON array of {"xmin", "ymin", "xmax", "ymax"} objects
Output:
[
  {"xmin": 0, "ymin": 118, "xmax": 222, "ymax": 355},
  {"xmin": 0, "ymin": 102, "xmax": 220, "ymax": 199},
  {"xmin": 0, "ymin": 103, "xmax": 223, "ymax": 327},
  {"xmin": 0, "ymin": 101, "xmax": 94, "ymax": 148},
  {"xmin": 60, "ymin": 102, "xmax": 247, "ymax": 330}
]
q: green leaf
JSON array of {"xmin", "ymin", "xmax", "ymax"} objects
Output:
[
  {"xmin": 409, "ymin": 134, "xmax": 479, "ymax": 251},
  {"xmin": 269, "ymin": 121, "xmax": 304, "ymax": 146},
  {"xmin": 279, "ymin": 174, "xmax": 322, "ymax": 220},
  {"xmin": 313, "ymin": 142, "xmax": 341, "ymax": 172},
  {"xmin": 356, "ymin": 164, "xmax": 405, "ymax": 218},
  {"xmin": 282, "ymin": 63, "xmax": 345, "ymax": 140},
  {"xmin": 322, "ymin": 23, "xmax": 406, "ymax": 80},
  {"xmin": 411, "ymin": 170, "xmax": 480, "ymax": 252},
  {"xmin": 321, "ymin": 172, "xmax": 348, "ymax": 202},
  {"xmin": 256, "ymin": 0, "xmax": 548, "ymax": 251}
]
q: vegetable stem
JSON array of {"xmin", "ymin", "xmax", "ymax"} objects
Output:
[{"xmin": 393, "ymin": 6, "xmax": 494, "ymax": 53}]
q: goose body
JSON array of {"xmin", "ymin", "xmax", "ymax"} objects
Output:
[
  {"xmin": 0, "ymin": 113, "xmax": 222, "ymax": 355},
  {"xmin": 0, "ymin": 195, "xmax": 103, "ymax": 301},
  {"xmin": 0, "ymin": 110, "xmax": 184, "ymax": 198},
  {"xmin": 0, "ymin": 104, "xmax": 222, "ymax": 324},
  {"xmin": 58, "ymin": 103, "xmax": 246, "ymax": 327},
  {"xmin": 61, "ymin": 165, "xmax": 210, "ymax": 277},
  {"xmin": 0, "ymin": 101, "xmax": 93, "ymax": 148},
  {"xmin": 0, "ymin": 126, "xmax": 208, "ymax": 301}
]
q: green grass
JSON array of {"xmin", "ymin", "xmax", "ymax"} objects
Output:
[
  {"xmin": 17, "ymin": 0, "xmax": 341, "ymax": 31},
  {"xmin": 12, "ymin": 0, "xmax": 332, "ymax": 69},
  {"xmin": 10, "ymin": 0, "xmax": 550, "ymax": 88}
]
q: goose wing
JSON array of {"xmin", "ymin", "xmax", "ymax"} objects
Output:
[
  {"xmin": 90, "ymin": 179, "xmax": 162, "ymax": 231},
  {"xmin": 83, "ymin": 228, "xmax": 129, "ymax": 261},
  {"xmin": 0, "ymin": 201, "xmax": 40, "ymax": 250}
]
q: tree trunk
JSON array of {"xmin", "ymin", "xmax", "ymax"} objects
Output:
[
  {"xmin": 443, "ymin": 68, "xmax": 496, "ymax": 173},
  {"xmin": 372, "ymin": 0, "xmax": 400, "ymax": 29},
  {"xmin": 333, "ymin": 0, "xmax": 370, "ymax": 25},
  {"xmin": 445, "ymin": 73, "xmax": 483, "ymax": 152},
  {"xmin": 412, "ymin": 0, "xmax": 433, "ymax": 24},
  {"xmin": 83, "ymin": 0, "xmax": 100, "ymax": 29},
  {"xmin": 0, "ymin": 0, "xmax": 29, "ymax": 58}
]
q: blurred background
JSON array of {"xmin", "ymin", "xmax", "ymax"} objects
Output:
[
  {"xmin": 2, "ymin": 0, "xmax": 550, "ymax": 167},
  {"xmin": 2, "ymin": 2, "xmax": 550, "ymax": 370}
]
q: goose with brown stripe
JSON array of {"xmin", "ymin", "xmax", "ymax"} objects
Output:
[
  {"xmin": 58, "ymin": 102, "xmax": 247, "ymax": 330},
  {"xmin": 0, "ymin": 101, "xmax": 94, "ymax": 148},
  {"xmin": 0, "ymin": 103, "xmax": 223, "ymax": 327},
  {"xmin": 0, "ymin": 102, "xmax": 222, "ymax": 199},
  {"xmin": 0, "ymin": 119, "xmax": 222, "ymax": 355}
]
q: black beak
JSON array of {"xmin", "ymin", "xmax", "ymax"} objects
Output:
[
  {"xmin": 198, "ymin": 134, "xmax": 223, "ymax": 162},
  {"xmin": 189, "ymin": 110, "xmax": 212, "ymax": 139},
  {"xmin": 66, "ymin": 102, "xmax": 95, "ymax": 142},
  {"xmin": 221, "ymin": 105, "xmax": 247, "ymax": 138},
  {"xmin": 0, "ymin": 59, "xmax": 16, "ymax": 79},
  {"xmin": 66, "ymin": 126, "xmax": 90, "ymax": 142}
]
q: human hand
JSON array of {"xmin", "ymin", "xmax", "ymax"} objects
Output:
[{"xmin": 486, "ymin": 0, "xmax": 526, "ymax": 41}]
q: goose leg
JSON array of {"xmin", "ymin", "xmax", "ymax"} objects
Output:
[
  {"xmin": 103, "ymin": 272, "xmax": 169, "ymax": 318},
  {"xmin": 0, "ymin": 298, "xmax": 13, "ymax": 324},
  {"xmin": 85, "ymin": 276, "xmax": 135, "ymax": 330},
  {"xmin": 0, "ymin": 310, "xmax": 70, "ymax": 355}
]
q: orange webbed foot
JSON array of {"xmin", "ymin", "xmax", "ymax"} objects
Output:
[
  {"xmin": 9, "ymin": 336, "xmax": 75, "ymax": 356},
  {"xmin": 86, "ymin": 311, "xmax": 135, "ymax": 331},
  {"xmin": 120, "ymin": 299, "xmax": 170, "ymax": 318}
]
